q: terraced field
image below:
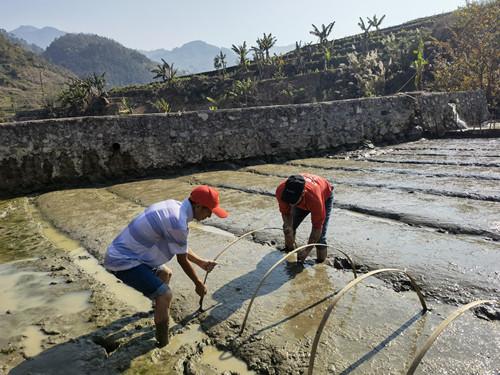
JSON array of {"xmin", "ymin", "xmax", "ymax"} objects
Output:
[{"xmin": 1, "ymin": 137, "xmax": 498, "ymax": 374}]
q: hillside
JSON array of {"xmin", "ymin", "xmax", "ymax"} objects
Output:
[
  {"xmin": 10, "ymin": 25, "xmax": 66, "ymax": 49},
  {"xmin": 108, "ymin": 12, "xmax": 454, "ymax": 113},
  {"xmin": 43, "ymin": 33, "xmax": 156, "ymax": 87},
  {"xmin": 0, "ymin": 32, "xmax": 74, "ymax": 120}
]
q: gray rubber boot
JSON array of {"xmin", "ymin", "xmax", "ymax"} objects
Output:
[{"xmin": 155, "ymin": 321, "xmax": 169, "ymax": 348}]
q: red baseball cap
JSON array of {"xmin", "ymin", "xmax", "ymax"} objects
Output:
[{"xmin": 190, "ymin": 185, "xmax": 228, "ymax": 218}]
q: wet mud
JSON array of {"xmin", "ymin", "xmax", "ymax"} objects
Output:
[
  {"xmin": 1, "ymin": 137, "xmax": 499, "ymax": 374},
  {"xmin": 289, "ymin": 157, "xmax": 500, "ymax": 181}
]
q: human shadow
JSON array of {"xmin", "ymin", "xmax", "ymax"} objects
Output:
[
  {"xmin": 247, "ymin": 290, "xmax": 338, "ymax": 339},
  {"xmin": 338, "ymin": 310, "xmax": 427, "ymax": 375},
  {"xmin": 8, "ymin": 311, "xmax": 176, "ymax": 374},
  {"xmin": 201, "ymin": 249, "xmax": 306, "ymax": 331}
]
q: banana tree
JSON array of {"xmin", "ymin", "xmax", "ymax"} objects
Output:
[
  {"xmin": 411, "ymin": 37, "xmax": 429, "ymax": 91},
  {"xmin": 367, "ymin": 14, "xmax": 386, "ymax": 31},
  {"xmin": 151, "ymin": 58, "xmax": 177, "ymax": 84},
  {"xmin": 228, "ymin": 78, "xmax": 255, "ymax": 106},
  {"xmin": 213, "ymin": 50, "xmax": 227, "ymax": 78},
  {"xmin": 256, "ymin": 33, "xmax": 277, "ymax": 60},
  {"xmin": 231, "ymin": 42, "xmax": 249, "ymax": 69},
  {"xmin": 358, "ymin": 17, "xmax": 372, "ymax": 53},
  {"xmin": 310, "ymin": 21, "xmax": 335, "ymax": 46}
]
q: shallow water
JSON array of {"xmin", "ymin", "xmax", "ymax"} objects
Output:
[
  {"xmin": 0, "ymin": 261, "xmax": 92, "ymax": 359},
  {"xmin": 201, "ymin": 346, "xmax": 256, "ymax": 374},
  {"xmin": 21, "ymin": 326, "xmax": 47, "ymax": 358}
]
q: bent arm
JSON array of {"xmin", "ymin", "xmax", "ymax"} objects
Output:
[
  {"xmin": 298, "ymin": 226, "xmax": 322, "ymax": 261},
  {"xmin": 177, "ymin": 253, "xmax": 207, "ymax": 297},
  {"xmin": 308, "ymin": 227, "xmax": 322, "ymax": 245},
  {"xmin": 187, "ymin": 248, "xmax": 204, "ymax": 267},
  {"xmin": 187, "ymin": 248, "xmax": 217, "ymax": 272},
  {"xmin": 282, "ymin": 213, "xmax": 295, "ymax": 250},
  {"xmin": 177, "ymin": 253, "xmax": 202, "ymax": 286}
]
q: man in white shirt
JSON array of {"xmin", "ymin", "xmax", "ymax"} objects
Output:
[{"xmin": 104, "ymin": 185, "xmax": 228, "ymax": 347}]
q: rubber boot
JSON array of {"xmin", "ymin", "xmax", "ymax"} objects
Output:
[
  {"xmin": 155, "ymin": 321, "xmax": 169, "ymax": 348},
  {"xmin": 316, "ymin": 245, "xmax": 327, "ymax": 263}
]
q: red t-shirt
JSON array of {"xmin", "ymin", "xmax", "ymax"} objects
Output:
[{"xmin": 276, "ymin": 174, "xmax": 333, "ymax": 229}]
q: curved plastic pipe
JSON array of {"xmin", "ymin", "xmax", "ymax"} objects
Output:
[
  {"xmin": 240, "ymin": 243, "xmax": 357, "ymax": 335},
  {"xmin": 406, "ymin": 299, "xmax": 498, "ymax": 375},
  {"xmin": 308, "ymin": 268, "xmax": 428, "ymax": 375},
  {"xmin": 199, "ymin": 227, "xmax": 282, "ymax": 311}
]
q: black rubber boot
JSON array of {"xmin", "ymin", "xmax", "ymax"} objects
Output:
[
  {"xmin": 155, "ymin": 321, "xmax": 169, "ymax": 348},
  {"xmin": 316, "ymin": 245, "xmax": 327, "ymax": 263}
]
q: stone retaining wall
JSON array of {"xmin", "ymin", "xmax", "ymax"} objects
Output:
[{"xmin": 0, "ymin": 90, "xmax": 488, "ymax": 195}]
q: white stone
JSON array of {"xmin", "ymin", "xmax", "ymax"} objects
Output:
[{"xmin": 197, "ymin": 113, "xmax": 209, "ymax": 121}]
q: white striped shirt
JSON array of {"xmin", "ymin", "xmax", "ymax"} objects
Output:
[{"xmin": 104, "ymin": 198, "xmax": 193, "ymax": 271}]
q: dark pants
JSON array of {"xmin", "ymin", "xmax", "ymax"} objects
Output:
[
  {"xmin": 111, "ymin": 264, "xmax": 168, "ymax": 300},
  {"xmin": 292, "ymin": 193, "xmax": 333, "ymax": 245}
]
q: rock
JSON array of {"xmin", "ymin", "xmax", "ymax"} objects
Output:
[
  {"xmin": 475, "ymin": 304, "xmax": 500, "ymax": 321},
  {"xmin": 41, "ymin": 327, "xmax": 60, "ymax": 335}
]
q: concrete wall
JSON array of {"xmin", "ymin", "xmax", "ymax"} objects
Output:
[{"xmin": 0, "ymin": 90, "xmax": 488, "ymax": 195}]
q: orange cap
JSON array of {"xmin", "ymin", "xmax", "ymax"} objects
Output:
[{"xmin": 190, "ymin": 185, "xmax": 228, "ymax": 218}]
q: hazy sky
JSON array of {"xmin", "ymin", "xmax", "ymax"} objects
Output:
[{"xmin": 1, "ymin": 0, "xmax": 466, "ymax": 50}]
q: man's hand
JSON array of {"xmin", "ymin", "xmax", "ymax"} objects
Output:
[
  {"xmin": 195, "ymin": 281, "xmax": 207, "ymax": 297},
  {"xmin": 200, "ymin": 260, "xmax": 217, "ymax": 273}
]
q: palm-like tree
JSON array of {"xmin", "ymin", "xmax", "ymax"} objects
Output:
[
  {"xmin": 358, "ymin": 17, "xmax": 372, "ymax": 33},
  {"xmin": 250, "ymin": 45, "xmax": 265, "ymax": 79},
  {"xmin": 411, "ymin": 37, "xmax": 428, "ymax": 91},
  {"xmin": 256, "ymin": 33, "xmax": 277, "ymax": 60},
  {"xmin": 310, "ymin": 21, "xmax": 335, "ymax": 45},
  {"xmin": 151, "ymin": 58, "xmax": 178, "ymax": 84},
  {"xmin": 213, "ymin": 50, "xmax": 227, "ymax": 78},
  {"xmin": 228, "ymin": 78, "xmax": 255, "ymax": 106},
  {"xmin": 367, "ymin": 14, "xmax": 386, "ymax": 31},
  {"xmin": 358, "ymin": 17, "xmax": 372, "ymax": 53},
  {"xmin": 231, "ymin": 42, "xmax": 249, "ymax": 68},
  {"xmin": 251, "ymin": 45, "xmax": 264, "ymax": 62},
  {"xmin": 293, "ymin": 41, "xmax": 307, "ymax": 74}
]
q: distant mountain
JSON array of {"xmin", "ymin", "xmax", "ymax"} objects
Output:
[
  {"xmin": 0, "ymin": 32, "xmax": 75, "ymax": 119},
  {"xmin": 270, "ymin": 44, "xmax": 296, "ymax": 56},
  {"xmin": 0, "ymin": 29, "xmax": 43, "ymax": 54},
  {"xmin": 142, "ymin": 41, "xmax": 237, "ymax": 74},
  {"xmin": 10, "ymin": 25, "xmax": 66, "ymax": 49},
  {"xmin": 142, "ymin": 40, "xmax": 295, "ymax": 74},
  {"xmin": 43, "ymin": 33, "xmax": 156, "ymax": 87}
]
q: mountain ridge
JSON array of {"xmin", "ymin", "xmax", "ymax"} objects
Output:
[
  {"xmin": 9, "ymin": 25, "xmax": 296, "ymax": 75},
  {"xmin": 10, "ymin": 25, "xmax": 66, "ymax": 49},
  {"xmin": 43, "ymin": 33, "xmax": 156, "ymax": 87}
]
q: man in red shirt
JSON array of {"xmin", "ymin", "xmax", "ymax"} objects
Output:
[{"xmin": 275, "ymin": 174, "xmax": 333, "ymax": 262}]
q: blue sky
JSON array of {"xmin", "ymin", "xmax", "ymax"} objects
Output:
[{"xmin": 1, "ymin": 0, "xmax": 467, "ymax": 50}]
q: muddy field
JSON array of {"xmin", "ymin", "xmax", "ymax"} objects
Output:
[{"xmin": 1, "ymin": 137, "xmax": 499, "ymax": 374}]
